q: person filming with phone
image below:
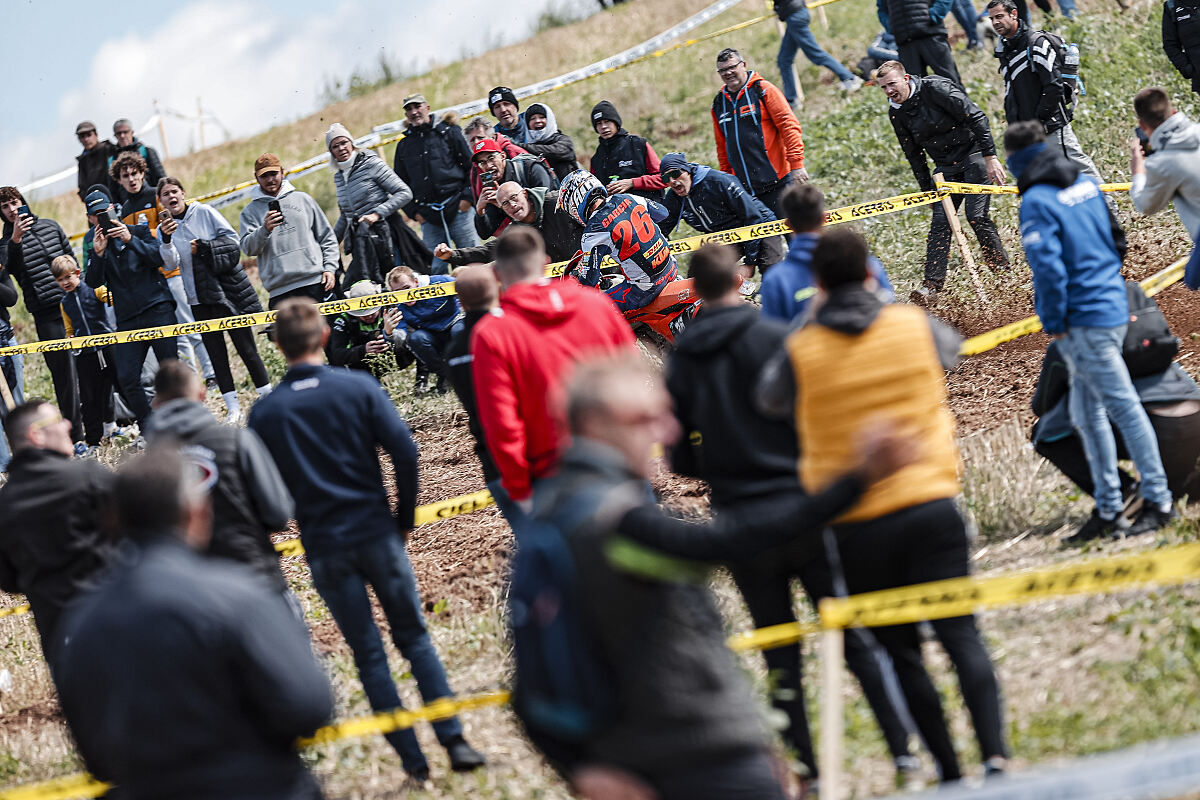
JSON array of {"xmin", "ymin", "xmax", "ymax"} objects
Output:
[
  {"xmin": 469, "ymin": 139, "xmax": 555, "ymax": 240},
  {"xmin": 239, "ymin": 153, "xmax": 339, "ymax": 310}
]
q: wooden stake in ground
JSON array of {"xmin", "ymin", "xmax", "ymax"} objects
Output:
[
  {"xmin": 819, "ymin": 626, "xmax": 845, "ymax": 800},
  {"xmin": 933, "ymin": 171, "xmax": 989, "ymax": 304}
]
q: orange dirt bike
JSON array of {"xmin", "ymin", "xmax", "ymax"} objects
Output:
[{"xmin": 561, "ymin": 252, "xmax": 703, "ymax": 347}]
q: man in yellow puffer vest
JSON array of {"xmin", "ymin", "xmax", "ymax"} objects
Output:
[{"xmin": 757, "ymin": 227, "xmax": 1008, "ymax": 785}]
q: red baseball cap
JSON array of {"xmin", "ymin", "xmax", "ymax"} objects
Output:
[{"xmin": 471, "ymin": 138, "xmax": 503, "ymax": 161}]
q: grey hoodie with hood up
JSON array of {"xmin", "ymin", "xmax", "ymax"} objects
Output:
[
  {"xmin": 1131, "ymin": 111, "xmax": 1200, "ymax": 239},
  {"xmin": 239, "ymin": 180, "xmax": 340, "ymax": 298}
]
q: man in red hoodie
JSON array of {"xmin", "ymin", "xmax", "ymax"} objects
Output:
[{"xmin": 471, "ymin": 226, "xmax": 636, "ymax": 513}]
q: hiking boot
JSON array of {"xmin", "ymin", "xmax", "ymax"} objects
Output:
[
  {"xmin": 445, "ymin": 736, "xmax": 486, "ymax": 772},
  {"xmin": 909, "ymin": 283, "xmax": 939, "ymax": 307},
  {"xmin": 434, "ymin": 374, "xmax": 451, "ymax": 395},
  {"xmin": 840, "ymin": 75, "xmax": 864, "ymax": 92},
  {"xmin": 1128, "ymin": 503, "xmax": 1178, "ymax": 537},
  {"xmin": 1063, "ymin": 509, "xmax": 1130, "ymax": 545}
]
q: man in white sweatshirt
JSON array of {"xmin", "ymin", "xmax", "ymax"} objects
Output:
[
  {"xmin": 239, "ymin": 153, "xmax": 339, "ymax": 308},
  {"xmin": 1130, "ymin": 87, "xmax": 1200, "ymax": 239}
]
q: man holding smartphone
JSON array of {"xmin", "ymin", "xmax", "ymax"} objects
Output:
[{"xmin": 239, "ymin": 153, "xmax": 339, "ymax": 309}]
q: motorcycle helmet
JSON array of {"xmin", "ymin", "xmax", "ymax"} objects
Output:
[{"xmin": 557, "ymin": 170, "xmax": 608, "ymax": 227}]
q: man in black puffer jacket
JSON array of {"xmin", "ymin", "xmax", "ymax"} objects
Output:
[
  {"xmin": 877, "ymin": 0, "xmax": 961, "ymax": 83},
  {"xmin": 145, "ymin": 362, "xmax": 295, "ymax": 598},
  {"xmin": 0, "ymin": 186, "xmax": 81, "ymax": 442},
  {"xmin": 392, "ymin": 94, "xmax": 480, "ymax": 274},
  {"xmin": 877, "ymin": 62, "xmax": 1009, "ymax": 304},
  {"xmin": 1164, "ymin": 0, "xmax": 1200, "ymax": 97}
]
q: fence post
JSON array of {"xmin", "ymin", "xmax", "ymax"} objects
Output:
[{"xmin": 820, "ymin": 625, "xmax": 845, "ymax": 799}]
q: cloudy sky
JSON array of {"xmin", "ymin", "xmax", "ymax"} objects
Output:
[{"xmin": 1, "ymin": 0, "xmax": 592, "ymax": 195}]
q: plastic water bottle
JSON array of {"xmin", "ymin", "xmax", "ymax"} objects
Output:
[
  {"xmin": 1063, "ymin": 44, "xmax": 1085, "ymax": 95},
  {"xmin": 136, "ymin": 212, "xmax": 148, "ymax": 227}
]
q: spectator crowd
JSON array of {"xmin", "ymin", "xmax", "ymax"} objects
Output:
[{"xmin": 4, "ymin": 2, "xmax": 1200, "ymax": 798}]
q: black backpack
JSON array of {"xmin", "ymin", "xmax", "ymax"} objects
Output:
[
  {"xmin": 1123, "ymin": 281, "xmax": 1179, "ymax": 377},
  {"xmin": 511, "ymin": 153, "xmax": 559, "ymax": 190},
  {"xmin": 509, "ymin": 489, "xmax": 616, "ymax": 759},
  {"xmin": 1029, "ymin": 32, "xmax": 1083, "ymax": 116}
]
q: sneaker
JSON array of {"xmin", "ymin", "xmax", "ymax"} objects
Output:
[
  {"xmin": 414, "ymin": 372, "xmax": 430, "ymax": 394},
  {"xmin": 402, "ymin": 768, "xmax": 431, "ymax": 788},
  {"xmin": 1063, "ymin": 509, "xmax": 1130, "ymax": 545},
  {"xmin": 909, "ymin": 283, "xmax": 939, "ymax": 307},
  {"xmin": 224, "ymin": 406, "xmax": 244, "ymax": 426},
  {"xmin": 840, "ymin": 75, "xmax": 864, "ymax": 92},
  {"xmin": 1127, "ymin": 503, "xmax": 1178, "ymax": 537},
  {"xmin": 739, "ymin": 280, "xmax": 759, "ymax": 297},
  {"xmin": 103, "ymin": 425, "xmax": 136, "ymax": 442},
  {"xmin": 983, "ymin": 756, "xmax": 1006, "ymax": 778},
  {"xmin": 895, "ymin": 755, "xmax": 926, "ymax": 792},
  {"xmin": 205, "ymin": 377, "xmax": 220, "ymax": 393},
  {"xmin": 966, "ymin": 39, "xmax": 984, "ymax": 51},
  {"xmin": 444, "ymin": 736, "xmax": 486, "ymax": 772},
  {"xmin": 73, "ymin": 442, "xmax": 89, "ymax": 458},
  {"xmin": 434, "ymin": 374, "xmax": 451, "ymax": 395}
]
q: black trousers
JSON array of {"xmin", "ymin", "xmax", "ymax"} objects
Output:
[
  {"xmin": 112, "ymin": 304, "xmax": 178, "ymax": 424},
  {"xmin": 833, "ymin": 499, "xmax": 1007, "ymax": 782},
  {"xmin": 33, "ymin": 313, "xmax": 82, "ymax": 441},
  {"xmin": 653, "ymin": 748, "xmax": 785, "ymax": 800},
  {"xmin": 1035, "ymin": 405, "xmax": 1200, "ymax": 501},
  {"xmin": 925, "ymin": 154, "xmax": 1009, "ymax": 289},
  {"xmin": 753, "ymin": 173, "xmax": 795, "ymax": 221},
  {"xmin": 897, "ymin": 35, "xmax": 962, "ymax": 85},
  {"xmin": 192, "ymin": 303, "xmax": 270, "ymax": 394},
  {"xmin": 726, "ymin": 519, "xmax": 913, "ymax": 777},
  {"xmin": 267, "ymin": 281, "xmax": 332, "ymax": 309},
  {"xmin": 75, "ymin": 348, "xmax": 116, "ymax": 446}
]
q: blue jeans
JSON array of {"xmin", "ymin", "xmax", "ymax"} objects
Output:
[
  {"xmin": 486, "ymin": 477, "xmax": 527, "ymax": 530},
  {"xmin": 421, "ymin": 207, "xmax": 480, "ymax": 276},
  {"xmin": 951, "ymin": 0, "xmax": 981, "ymax": 44},
  {"xmin": 777, "ymin": 7, "xmax": 854, "ymax": 104},
  {"xmin": 1, "ymin": 329, "xmax": 24, "ymax": 406},
  {"xmin": 307, "ymin": 532, "xmax": 462, "ymax": 773},
  {"xmin": 1059, "ymin": 326, "xmax": 1172, "ymax": 517},
  {"xmin": 1055, "ymin": 0, "xmax": 1076, "ymax": 17},
  {"xmin": 407, "ymin": 321, "xmax": 464, "ymax": 376}
]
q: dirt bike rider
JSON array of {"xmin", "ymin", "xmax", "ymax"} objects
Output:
[{"xmin": 557, "ymin": 170, "xmax": 678, "ymax": 312}]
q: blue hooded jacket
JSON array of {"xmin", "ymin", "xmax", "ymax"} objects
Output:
[
  {"xmin": 760, "ymin": 234, "xmax": 894, "ymax": 322},
  {"xmin": 1012, "ymin": 143, "xmax": 1128, "ymax": 335},
  {"xmin": 658, "ymin": 153, "xmax": 776, "ymax": 265},
  {"xmin": 395, "ymin": 273, "xmax": 462, "ymax": 333}
]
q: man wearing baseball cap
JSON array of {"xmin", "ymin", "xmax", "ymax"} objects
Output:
[
  {"xmin": 391, "ymin": 93, "xmax": 479, "ymax": 274},
  {"xmin": 239, "ymin": 153, "xmax": 339, "ymax": 309},
  {"xmin": 328, "ymin": 280, "xmax": 413, "ymax": 376},
  {"xmin": 470, "ymin": 137, "xmax": 555, "ymax": 239},
  {"xmin": 74, "ymin": 121, "xmax": 115, "ymax": 202},
  {"xmin": 488, "ymin": 86, "xmax": 525, "ymax": 141}
]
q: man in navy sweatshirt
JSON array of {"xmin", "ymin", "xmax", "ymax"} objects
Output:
[
  {"xmin": 248, "ymin": 299, "xmax": 485, "ymax": 783},
  {"xmin": 1007, "ymin": 120, "xmax": 1175, "ymax": 543}
]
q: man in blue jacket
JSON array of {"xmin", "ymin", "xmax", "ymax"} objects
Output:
[
  {"xmin": 1007, "ymin": 120, "xmax": 1176, "ymax": 541},
  {"xmin": 248, "ymin": 299, "xmax": 485, "ymax": 783},
  {"xmin": 384, "ymin": 267, "xmax": 463, "ymax": 393},
  {"xmin": 761, "ymin": 183, "xmax": 894, "ymax": 322},
  {"xmin": 659, "ymin": 152, "xmax": 785, "ymax": 281}
]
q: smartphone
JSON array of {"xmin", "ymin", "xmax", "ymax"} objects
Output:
[
  {"xmin": 15, "ymin": 205, "xmax": 29, "ymax": 218},
  {"xmin": 268, "ymin": 199, "xmax": 283, "ymax": 220},
  {"xmin": 95, "ymin": 210, "xmax": 114, "ymax": 232},
  {"xmin": 159, "ymin": 207, "xmax": 173, "ymax": 244},
  {"xmin": 483, "ymin": 176, "xmax": 499, "ymax": 191},
  {"xmin": 1135, "ymin": 127, "xmax": 1153, "ymax": 157}
]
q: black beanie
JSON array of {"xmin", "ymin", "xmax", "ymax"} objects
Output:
[
  {"xmin": 591, "ymin": 100, "xmax": 622, "ymax": 131},
  {"xmin": 488, "ymin": 86, "xmax": 519, "ymax": 114}
]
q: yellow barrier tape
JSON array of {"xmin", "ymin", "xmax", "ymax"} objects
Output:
[
  {"xmin": 959, "ymin": 256, "xmax": 1188, "ymax": 356},
  {"xmin": 0, "ymin": 774, "xmax": 110, "ymax": 800},
  {"xmin": 727, "ymin": 619, "xmax": 820, "ymax": 652},
  {"xmin": 299, "ymin": 691, "xmax": 511, "ymax": 747},
  {"xmin": 819, "ymin": 540, "xmax": 1200, "ymax": 630},
  {"xmin": 935, "ymin": 180, "xmax": 1133, "ymax": 195},
  {"xmin": 0, "ymin": 604, "xmax": 30, "ymax": 619}
]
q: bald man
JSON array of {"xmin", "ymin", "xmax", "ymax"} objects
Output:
[{"xmin": 433, "ymin": 182, "xmax": 582, "ymax": 265}]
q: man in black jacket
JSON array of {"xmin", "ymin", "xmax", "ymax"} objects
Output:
[
  {"xmin": 522, "ymin": 354, "xmax": 913, "ymax": 799},
  {"xmin": 0, "ymin": 401, "xmax": 113, "ymax": 665},
  {"xmin": 469, "ymin": 139, "xmax": 556, "ymax": 239},
  {"xmin": 436, "ymin": 184, "xmax": 581, "ymax": 266},
  {"xmin": 392, "ymin": 94, "xmax": 480, "ymax": 274},
  {"xmin": 74, "ymin": 121, "xmax": 115, "ymax": 202},
  {"xmin": 987, "ymin": 0, "xmax": 1111, "ymax": 209},
  {"xmin": 0, "ymin": 187, "xmax": 82, "ymax": 442},
  {"xmin": 877, "ymin": 61, "xmax": 1009, "ymax": 304},
  {"xmin": 589, "ymin": 100, "xmax": 668, "ymax": 201},
  {"xmin": 145, "ymin": 361, "xmax": 295, "ymax": 597},
  {"xmin": 1164, "ymin": 0, "xmax": 1200, "ymax": 97},
  {"xmin": 55, "ymin": 445, "xmax": 333, "ymax": 800},
  {"xmin": 877, "ymin": 0, "xmax": 961, "ymax": 83},
  {"xmin": 663, "ymin": 245, "xmax": 919, "ymax": 788}
]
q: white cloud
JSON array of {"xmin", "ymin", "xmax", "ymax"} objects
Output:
[{"xmin": 8, "ymin": 0, "xmax": 581, "ymax": 199}]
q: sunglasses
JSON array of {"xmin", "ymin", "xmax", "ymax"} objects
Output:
[{"xmin": 663, "ymin": 169, "xmax": 685, "ymax": 181}]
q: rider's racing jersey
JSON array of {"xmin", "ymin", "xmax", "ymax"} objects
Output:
[{"xmin": 578, "ymin": 194, "xmax": 678, "ymax": 291}]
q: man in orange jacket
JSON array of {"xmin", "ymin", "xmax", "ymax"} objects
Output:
[{"xmin": 711, "ymin": 47, "xmax": 808, "ymax": 218}]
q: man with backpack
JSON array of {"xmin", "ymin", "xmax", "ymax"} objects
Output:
[
  {"xmin": 469, "ymin": 139, "xmax": 556, "ymax": 239},
  {"xmin": 986, "ymin": 0, "xmax": 1114, "ymax": 211},
  {"xmin": 1007, "ymin": 120, "xmax": 1177, "ymax": 541},
  {"xmin": 512, "ymin": 354, "xmax": 914, "ymax": 800}
]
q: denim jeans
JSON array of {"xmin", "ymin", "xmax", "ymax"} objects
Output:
[
  {"xmin": 486, "ymin": 477, "xmax": 527, "ymax": 530},
  {"xmin": 1051, "ymin": 125, "xmax": 1114, "ymax": 213},
  {"xmin": 777, "ymin": 7, "xmax": 854, "ymax": 104},
  {"xmin": 407, "ymin": 320, "xmax": 464, "ymax": 376},
  {"xmin": 421, "ymin": 207, "xmax": 480, "ymax": 276},
  {"xmin": 307, "ymin": 532, "xmax": 463, "ymax": 774},
  {"xmin": 1, "ymin": 328, "xmax": 24, "ymax": 405},
  {"xmin": 1059, "ymin": 325, "xmax": 1173, "ymax": 517},
  {"xmin": 951, "ymin": 0, "xmax": 980, "ymax": 44}
]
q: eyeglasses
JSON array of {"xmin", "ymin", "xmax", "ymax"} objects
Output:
[
  {"xmin": 500, "ymin": 194, "xmax": 525, "ymax": 209},
  {"xmin": 663, "ymin": 169, "xmax": 685, "ymax": 181},
  {"xmin": 716, "ymin": 62, "xmax": 745, "ymax": 77}
]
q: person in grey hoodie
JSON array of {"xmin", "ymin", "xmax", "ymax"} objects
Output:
[
  {"xmin": 239, "ymin": 153, "xmax": 339, "ymax": 308},
  {"xmin": 1130, "ymin": 87, "xmax": 1200, "ymax": 239},
  {"xmin": 144, "ymin": 360, "xmax": 294, "ymax": 599}
]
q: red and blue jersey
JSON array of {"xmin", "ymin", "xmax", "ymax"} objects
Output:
[{"xmin": 578, "ymin": 194, "xmax": 677, "ymax": 292}]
